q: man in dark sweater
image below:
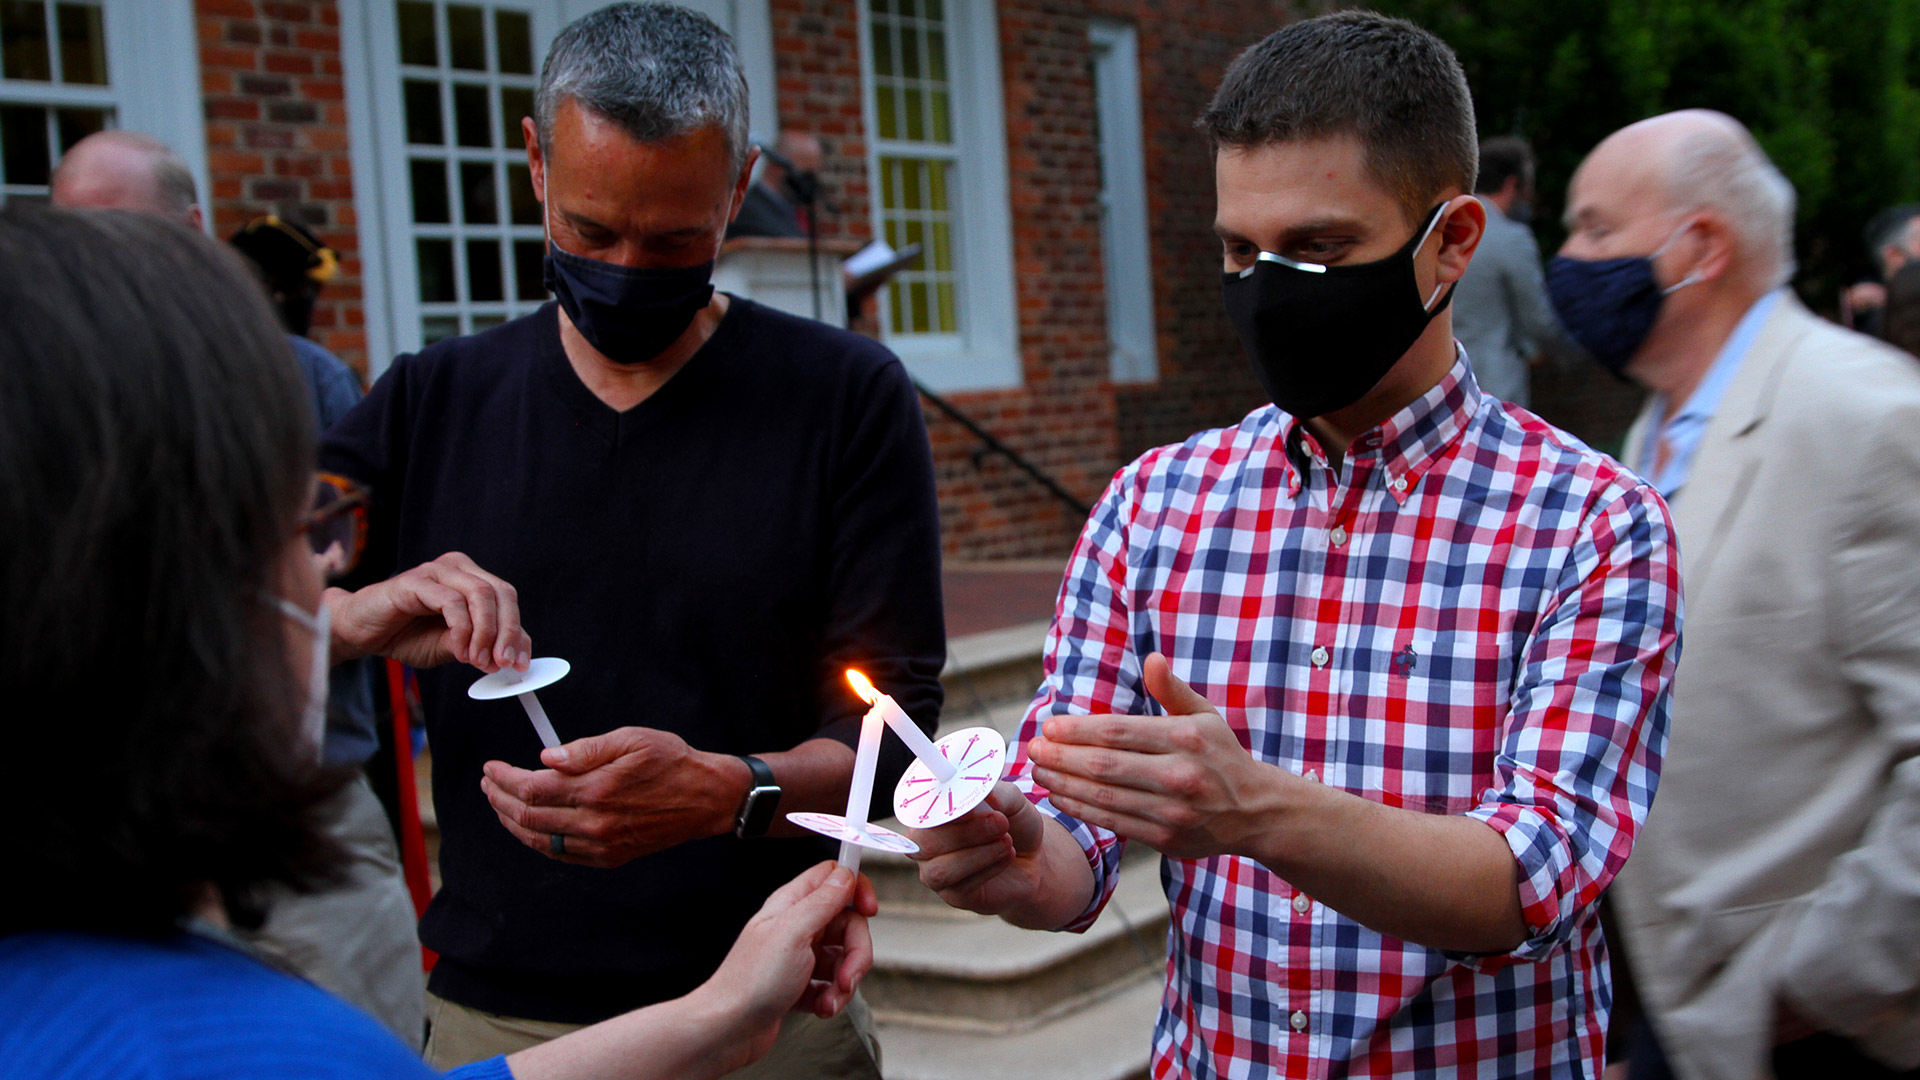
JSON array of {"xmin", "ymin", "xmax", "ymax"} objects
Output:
[{"xmin": 320, "ymin": 6, "xmax": 943, "ymax": 1076}]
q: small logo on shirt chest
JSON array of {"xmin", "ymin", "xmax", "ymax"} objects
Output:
[{"xmin": 1391, "ymin": 645, "xmax": 1418, "ymax": 677}]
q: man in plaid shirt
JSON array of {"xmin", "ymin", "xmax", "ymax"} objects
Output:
[{"xmin": 908, "ymin": 12, "xmax": 1681, "ymax": 1079}]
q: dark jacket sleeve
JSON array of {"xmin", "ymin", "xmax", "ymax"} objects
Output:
[
  {"xmin": 319, "ymin": 355, "xmax": 414, "ymax": 587},
  {"xmin": 811, "ymin": 352, "xmax": 946, "ymax": 805}
]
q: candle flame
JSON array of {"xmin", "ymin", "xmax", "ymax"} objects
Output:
[{"xmin": 846, "ymin": 668, "xmax": 879, "ymax": 704}]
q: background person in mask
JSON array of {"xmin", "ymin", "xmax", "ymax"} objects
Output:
[
  {"xmin": 902, "ymin": 12, "xmax": 1680, "ymax": 1078},
  {"xmin": 1553, "ymin": 110, "xmax": 1920, "ymax": 1080},
  {"xmin": 320, "ymin": 5, "xmax": 941, "ymax": 1076},
  {"xmin": 1450, "ymin": 135, "xmax": 1580, "ymax": 408},
  {"xmin": 726, "ymin": 130, "xmax": 820, "ymax": 240}
]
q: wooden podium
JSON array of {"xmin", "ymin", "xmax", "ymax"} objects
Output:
[{"xmin": 714, "ymin": 236, "xmax": 860, "ymax": 325}]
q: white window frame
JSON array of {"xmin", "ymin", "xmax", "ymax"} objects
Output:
[
  {"xmin": 1089, "ymin": 19, "xmax": 1155, "ymax": 383},
  {"xmin": 343, "ymin": 0, "xmax": 778, "ymax": 376},
  {"xmin": 0, "ymin": 0, "xmax": 206, "ymax": 224},
  {"xmin": 858, "ymin": 0, "xmax": 1019, "ymax": 393}
]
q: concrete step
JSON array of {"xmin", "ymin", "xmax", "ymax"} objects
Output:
[
  {"xmin": 876, "ymin": 972, "xmax": 1158, "ymax": 1080},
  {"xmin": 941, "ymin": 618, "xmax": 1049, "ymax": 716},
  {"xmin": 863, "ymin": 854, "xmax": 1168, "ymax": 1034}
]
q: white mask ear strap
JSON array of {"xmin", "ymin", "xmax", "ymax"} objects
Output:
[
  {"xmin": 1418, "ymin": 202, "xmax": 1452, "ymax": 312},
  {"xmin": 1653, "ymin": 216, "xmax": 1704, "ymax": 294}
]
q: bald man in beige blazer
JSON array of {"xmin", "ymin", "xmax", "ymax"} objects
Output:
[{"xmin": 1553, "ymin": 111, "xmax": 1920, "ymax": 1080}]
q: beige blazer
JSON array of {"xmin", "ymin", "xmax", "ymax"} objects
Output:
[{"xmin": 1614, "ymin": 296, "xmax": 1920, "ymax": 1079}]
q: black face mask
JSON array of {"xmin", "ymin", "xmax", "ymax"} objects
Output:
[
  {"xmin": 542, "ymin": 243, "xmax": 715, "ymax": 365},
  {"xmin": 1222, "ymin": 203, "xmax": 1454, "ymax": 419}
]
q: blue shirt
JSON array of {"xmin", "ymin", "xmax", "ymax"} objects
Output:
[
  {"xmin": 1637, "ymin": 289, "xmax": 1784, "ymax": 498},
  {"xmin": 0, "ymin": 930, "xmax": 510, "ymax": 1080}
]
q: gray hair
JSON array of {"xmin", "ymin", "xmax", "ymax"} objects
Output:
[
  {"xmin": 1662, "ymin": 117, "xmax": 1798, "ymax": 289},
  {"xmin": 534, "ymin": 2, "xmax": 749, "ymax": 170}
]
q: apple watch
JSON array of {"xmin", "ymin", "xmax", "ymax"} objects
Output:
[{"xmin": 733, "ymin": 755, "xmax": 781, "ymax": 839}]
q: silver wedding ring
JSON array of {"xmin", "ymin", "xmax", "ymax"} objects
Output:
[{"xmin": 549, "ymin": 832, "xmax": 566, "ymax": 856}]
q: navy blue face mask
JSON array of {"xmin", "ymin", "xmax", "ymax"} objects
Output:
[
  {"xmin": 1546, "ymin": 221, "xmax": 1699, "ymax": 377},
  {"xmin": 540, "ymin": 179, "xmax": 716, "ymax": 365}
]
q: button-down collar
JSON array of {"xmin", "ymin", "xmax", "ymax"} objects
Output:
[{"xmin": 1281, "ymin": 349, "xmax": 1485, "ymax": 502}]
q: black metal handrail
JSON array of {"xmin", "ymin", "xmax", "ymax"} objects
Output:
[{"xmin": 914, "ymin": 380, "xmax": 1092, "ymax": 519}]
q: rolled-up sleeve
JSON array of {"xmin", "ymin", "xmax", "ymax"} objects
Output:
[
  {"xmin": 1006, "ymin": 463, "xmax": 1158, "ymax": 932},
  {"xmin": 1462, "ymin": 483, "xmax": 1681, "ymax": 962}
]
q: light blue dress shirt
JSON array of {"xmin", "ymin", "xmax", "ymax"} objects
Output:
[{"xmin": 1638, "ymin": 289, "xmax": 1784, "ymax": 499}]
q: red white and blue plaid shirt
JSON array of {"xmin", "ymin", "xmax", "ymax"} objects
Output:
[{"xmin": 1011, "ymin": 357, "xmax": 1680, "ymax": 1079}]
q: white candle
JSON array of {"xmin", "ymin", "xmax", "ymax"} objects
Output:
[
  {"xmin": 874, "ymin": 692, "xmax": 955, "ymax": 782},
  {"xmin": 518, "ymin": 691, "xmax": 561, "ymax": 750},
  {"xmin": 839, "ymin": 699, "xmax": 885, "ymax": 872}
]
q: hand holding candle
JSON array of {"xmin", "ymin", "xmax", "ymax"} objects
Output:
[{"xmin": 786, "ymin": 668, "xmax": 1008, "ymax": 869}]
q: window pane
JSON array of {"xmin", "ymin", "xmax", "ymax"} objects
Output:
[
  {"xmin": 496, "ymin": 9, "xmax": 532, "ymax": 75},
  {"xmin": 871, "ymin": 20, "xmax": 892, "ymax": 78},
  {"xmin": 936, "ymin": 281, "xmax": 955, "ymax": 331},
  {"xmin": 1, "ymin": 1, "xmax": 51, "ymax": 81},
  {"xmin": 514, "ymin": 238, "xmax": 547, "ymax": 301},
  {"xmin": 460, "ymin": 160, "xmax": 496, "ymax": 224},
  {"xmin": 887, "ymin": 281, "xmax": 905, "ymax": 333},
  {"xmin": 472, "ymin": 313, "xmax": 506, "ymax": 332},
  {"xmin": 0, "ymin": 105, "xmax": 50, "ymax": 185},
  {"xmin": 931, "ymin": 220, "xmax": 952, "ymax": 272},
  {"xmin": 397, "ymin": 1, "xmax": 437, "ymax": 66},
  {"xmin": 55, "ymin": 3, "xmax": 104, "ymax": 85},
  {"xmin": 908, "ymin": 279, "xmax": 929, "ymax": 332},
  {"xmin": 927, "ymin": 29, "xmax": 947, "ymax": 81},
  {"xmin": 899, "ymin": 21, "xmax": 920, "ymax": 79},
  {"xmin": 467, "ymin": 238, "xmax": 502, "ymax": 301},
  {"xmin": 422, "ymin": 315, "xmax": 460, "ymax": 344},
  {"xmin": 506, "ymin": 162, "xmax": 539, "ymax": 224},
  {"xmin": 410, "ymin": 158, "xmax": 449, "ymax": 223},
  {"xmin": 453, "ymin": 82, "xmax": 490, "ymax": 147},
  {"xmin": 417, "ymin": 238, "xmax": 455, "ymax": 302},
  {"xmin": 930, "ymin": 90, "xmax": 950, "ymax": 143},
  {"xmin": 446, "ymin": 4, "xmax": 485, "ymax": 71},
  {"xmin": 899, "ymin": 157, "xmax": 921, "ymax": 211},
  {"xmin": 925, "ymin": 0, "xmax": 943, "ymax": 20},
  {"xmin": 898, "ymin": 0, "xmax": 917, "ymax": 18},
  {"xmin": 871, "ymin": 0, "xmax": 891, "ymax": 13},
  {"xmin": 876, "ymin": 86, "xmax": 897, "ymax": 141},
  {"xmin": 53, "ymin": 105, "xmax": 105, "ymax": 152},
  {"xmin": 500, "ymin": 86, "xmax": 533, "ymax": 150},
  {"xmin": 404, "ymin": 80, "xmax": 444, "ymax": 144},
  {"xmin": 903, "ymin": 87, "xmax": 924, "ymax": 141}
]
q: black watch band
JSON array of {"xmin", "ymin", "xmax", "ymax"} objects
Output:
[{"xmin": 733, "ymin": 755, "xmax": 780, "ymax": 839}]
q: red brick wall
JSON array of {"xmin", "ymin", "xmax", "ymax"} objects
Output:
[
  {"xmin": 773, "ymin": 0, "xmax": 1294, "ymax": 559},
  {"xmin": 198, "ymin": 0, "xmax": 368, "ymax": 378}
]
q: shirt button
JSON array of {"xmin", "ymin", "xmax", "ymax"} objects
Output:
[
  {"xmin": 1290, "ymin": 1010, "xmax": 1308, "ymax": 1032},
  {"xmin": 1292, "ymin": 893, "xmax": 1310, "ymax": 914},
  {"xmin": 1310, "ymin": 645, "xmax": 1330, "ymax": 667},
  {"xmin": 1305, "ymin": 769, "xmax": 1319, "ymax": 783},
  {"xmin": 1390, "ymin": 476, "xmax": 1408, "ymax": 493},
  {"xmin": 1329, "ymin": 525, "xmax": 1348, "ymax": 546}
]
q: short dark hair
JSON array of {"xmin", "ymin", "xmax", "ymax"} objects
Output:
[
  {"xmin": 1865, "ymin": 202, "xmax": 1920, "ymax": 276},
  {"xmin": 1201, "ymin": 10, "xmax": 1477, "ymax": 223},
  {"xmin": 0, "ymin": 206, "xmax": 344, "ymax": 937},
  {"xmin": 1476, "ymin": 136, "xmax": 1533, "ymax": 195}
]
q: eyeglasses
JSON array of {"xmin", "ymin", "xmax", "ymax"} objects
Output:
[{"xmin": 300, "ymin": 472, "xmax": 368, "ymax": 580}]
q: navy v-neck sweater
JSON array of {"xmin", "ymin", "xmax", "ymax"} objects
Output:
[{"xmin": 321, "ymin": 299, "xmax": 945, "ymax": 1022}]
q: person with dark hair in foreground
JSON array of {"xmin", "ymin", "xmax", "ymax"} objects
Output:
[
  {"xmin": 907, "ymin": 12, "xmax": 1680, "ymax": 1078},
  {"xmin": 0, "ymin": 205, "xmax": 874, "ymax": 1080}
]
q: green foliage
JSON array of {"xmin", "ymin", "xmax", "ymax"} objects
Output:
[{"xmin": 1369, "ymin": 0, "xmax": 1920, "ymax": 303}]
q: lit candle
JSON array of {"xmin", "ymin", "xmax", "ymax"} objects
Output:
[
  {"xmin": 847, "ymin": 670, "xmax": 955, "ymax": 782},
  {"xmin": 839, "ymin": 684, "xmax": 886, "ymax": 872}
]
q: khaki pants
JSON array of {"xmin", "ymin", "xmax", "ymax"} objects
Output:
[
  {"xmin": 244, "ymin": 777, "xmax": 426, "ymax": 1048},
  {"xmin": 423, "ymin": 991, "xmax": 882, "ymax": 1079}
]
